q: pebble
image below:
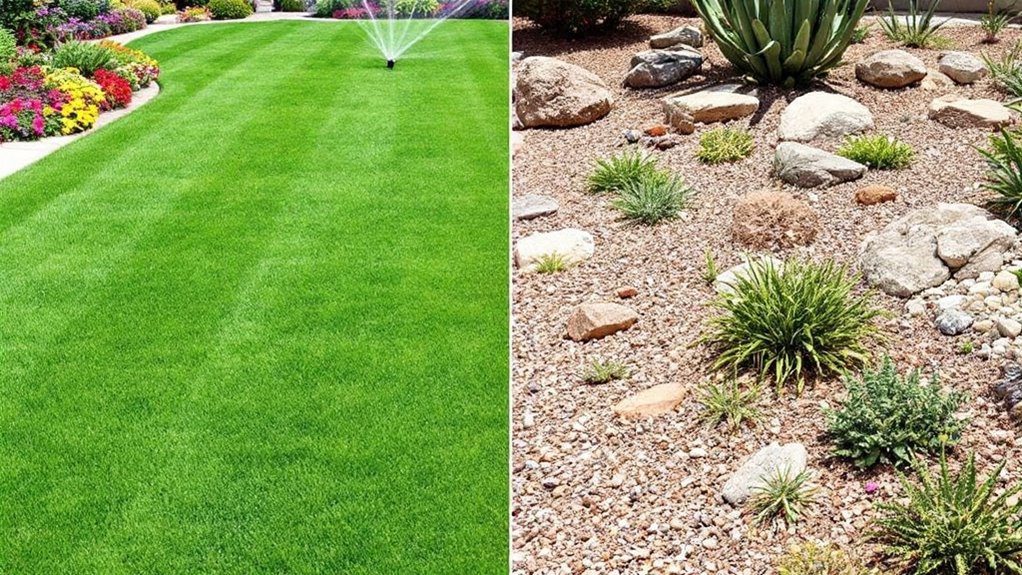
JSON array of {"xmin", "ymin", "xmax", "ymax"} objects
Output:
[
  {"xmin": 999, "ymin": 317, "xmax": 1022, "ymax": 338},
  {"xmin": 688, "ymin": 448, "xmax": 708, "ymax": 458}
]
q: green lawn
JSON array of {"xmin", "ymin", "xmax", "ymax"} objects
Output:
[{"xmin": 0, "ymin": 20, "xmax": 508, "ymax": 574}]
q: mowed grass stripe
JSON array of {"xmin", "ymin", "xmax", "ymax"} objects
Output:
[{"xmin": 1, "ymin": 21, "xmax": 507, "ymax": 574}]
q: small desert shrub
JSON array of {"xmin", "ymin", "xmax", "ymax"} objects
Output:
[
  {"xmin": 209, "ymin": 0, "xmax": 253, "ymax": 18},
  {"xmin": 874, "ymin": 452, "xmax": 1022, "ymax": 575},
  {"xmin": 587, "ymin": 150, "xmax": 660, "ymax": 194},
  {"xmin": 879, "ymin": 0, "xmax": 948, "ymax": 48},
  {"xmin": 513, "ymin": 0, "xmax": 635, "ymax": 37},
  {"xmin": 981, "ymin": 1, "xmax": 1013, "ymax": 43},
  {"xmin": 826, "ymin": 356, "xmax": 965, "ymax": 469},
  {"xmin": 851, "ymin": 23, "xmax": 872, "ymax": 44},
  {"xmin": 697, "ymin": 378, "xmax": 761, "ymax": 430},
  {"xmin": 612, "ymin": 172, "xmax": 691, "ymax": 225},
  {"xmin": 979, "ymin": 128, "xmax": 1022, "ymax": 221},
  {"xmin": 52, "ymin": 41, "xmax": 117, "ymax": 78},
  {"xmin": 696, "ymin": 127, "xmax": 754, "ymax": 164},
  {"xmin": 582, "ymin": 360, "xmax": 628, "ymax": 384},
  {"xmin": 750, "ymin": 467, "xmax": 817, "ymax": 527},
  {"xmin": 699, "ymin": 258, "xmax": 884, "ymax": 394},
  {"xmin": 534, "ymin": 252, "xmax": 569, "ymax": 274},
  {"xmin": 777, "ymin": 541, "xmax": 872, "ymax": 575},
  {"xmin": 984, "ymin": 42, "xmax": 1022, "ymax": 97},
  {"xmin": 836, "ymin": 134, "xmax": 914, "ymax": 170}
]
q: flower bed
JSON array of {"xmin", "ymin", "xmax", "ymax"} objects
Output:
[
  {"xmin": 0, "ymin": 38, "xmax": 159, "ymax": 143},
  {"xmin": 4, "ymin": 2, "xmax": 150, "ymax": 49}
]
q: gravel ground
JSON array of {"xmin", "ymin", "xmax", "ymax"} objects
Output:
[{"xmin": 512, "ymin": 15, "xmax": 1022, "ymax": 575}]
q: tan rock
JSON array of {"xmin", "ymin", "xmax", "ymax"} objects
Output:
[
  {"xmin": 662, "ymin": 85, "xmax": 759, "ymax": 128},
  {"xmin": 566, "ymin": 302, "xmax": 638, "ymax": 341},
  {"xmin": 515, "ymin": 57, "xmax": 613, "ymax": 128},
  {"xmin": 856, "ymin": 49, "xmax": 927, "ymax": 88},
  {"xmin": 921, "ymin": 68, "xmax": 954, "ymax": 91},
  {"xmin": 928, "ymin": 95, "xmax": 1016, "ymax": 129},
  {"xmin": 732, "ymin": 190, "xmax": 819, "ymax": 249},
  {"xmin": 612, "ymin": 382, "xmax": 686, "ymax": 417},
  {"xmin": 855, "ymin": 184, "xmax": 897, "ymax": 205}
]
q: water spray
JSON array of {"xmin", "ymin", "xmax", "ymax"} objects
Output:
[{"xmin": 356, "ymin": 0, "xmax": 480, "ymax": 67}]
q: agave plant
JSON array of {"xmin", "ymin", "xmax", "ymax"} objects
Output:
[{"xmin": 690, "ymin": 0, "xmax": 869, "ymax": 87}]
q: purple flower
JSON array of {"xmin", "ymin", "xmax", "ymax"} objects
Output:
[{"xmin": 865, "ymin": 481, "xmax": 879, "ymax": 494}]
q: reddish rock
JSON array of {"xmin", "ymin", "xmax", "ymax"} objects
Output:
[
  {"xmin": 612, "ymin": 383, "xmax": 686, "ymax": 417},
  {"xmin": 616, "ymin": 286, "xmax": 638, "ymax": 299},
  {"xmin": 566, "ymin": 302, "xmax": 638, "ymax": 341},
  {"xmin": 855, "ymin": 184, "xmax": 897, "ymax": 205},
  {"xmin": 644, "ymin": 124, "xmax": 668, "ymax": 137}
]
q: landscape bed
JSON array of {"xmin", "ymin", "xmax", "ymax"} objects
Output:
[
  {"xmin": 0, "ymin": 20, "xmax": 509, "ymax": 574},
  {"xmin": 512, "ymin": 12, "xmax": 1022, "ymax": 575}
]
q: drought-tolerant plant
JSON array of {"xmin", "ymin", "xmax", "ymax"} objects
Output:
[
  {"xmin": 696, "ymin": 126, "xmax": 754, "ymax": 164},
  {"xmin": 984, "ymin": 42, "xmax": 1022, "ymax": 97},
  {"xmin": 874, "ymin": 452, "xmax": 1022, "ymax": 575},
  {"xmin": 981, "ymin": 0, "xmax": 1013, "ymax": 43},
  {"xmin": 690, "ymin": 0, "xmax": 869, "ymax": 87},
  {"xmin": 879, "ymin": 0, "xmax": 948, "ymax": 48},
  {"xmin": 836, "ymin": 134, "xmax": 915, "ymax": 170},
  {"xmin": 534, "ymin": 252, "xmax": 569, "ymax": 274},
  {"xmin": 587, "ymin": 150, "xmax": 660, "ymax": 194},
  {"xmin": 702, "ymin": 248, "xmax": 718, "ymax": 285},
  {"xmin": 826, "ymin": 356, "xmax": 965, "ymax": 469},
  {"xmin": 582, "ymin": 360, "xmax": 628, "ymax": 384},
  {"xmin": 700, "ymin": 258, "xmax": 884, "ymax": 394},
  {"xmin": 209, "ymin": 0, "xmax": 253, "ymax": 19},
  {"xmin": 851, "ymin": 23, "xmax": 872, "ymax": 44},
  {"xmin": 958, "ymin": 339, "xmax": 974, "ymax": 354},
  {"xmin": 697, "ymin": 378, "xmax": 761, "ymax": 430},
  {"xmin": 750, "ymin": 467, "xmax": 817, "ymax": 527},
  {"xmin": 612, "ymin": 172, "xmax": 691, "ymax": 225},
  {"xmin": 777, "ymin": 541, "xmax": 873, "ymax": 575},
  {"xmin": 513, "ymin": 0, "xmax": 635, "ymax": 37},
  {"xmin": 979, "ymin": 128, "xmax": 1022, "ymax": 221},
  {"xmin": 52, "ymin": 41, "xmax": 118, "ymax": 78}
]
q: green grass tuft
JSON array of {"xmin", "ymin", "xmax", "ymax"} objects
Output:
[
  {"xmin": 696, "ymin": 127, "xmax": 754, "ymax": 164},
  {"xmin": 611, "ymin": 172, "xmax": 691, "ymax": 225},
  {"xmin": 749, "ymin": 467, "xmax": 817, "ymax": 527},
  {"xmin": 879, "ymin": 0, "xmax": 948, "ymax": 48},
  {"xmin": 582, "ymin": 360, "xmax": 629, "ymax": 384},
  {"xmin": 836, "ymin": 134, "xmax": 914, "ymax": 170},
  {"xmin": 534, "ymin": 252, "xmax": 570, "ymax": 273},
  {"xmin": 587, "ymin": 149, "xmax": 660, "ymax": 194},
  {"xmin": 697, "ymin": 378, "xmax": 761, "ymax": 430},
  {"xmin": 979, "ymin": 128, "xmax": 1022, "ymax": 221}
]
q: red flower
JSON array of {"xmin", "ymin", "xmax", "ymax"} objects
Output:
[{"xmin": 94, "ymin": 69, "xmax": 133, "ymax": 110}]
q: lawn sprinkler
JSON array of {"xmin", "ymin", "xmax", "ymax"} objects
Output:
[{"xmin": 387, "ymin": 59, "xmax": 395, "ymax": 69}]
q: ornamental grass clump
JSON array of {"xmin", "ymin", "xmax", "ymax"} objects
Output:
[
  {"xmin": 979, "ymin": 128, "xmax": 1022, "ymax": 221},
  {"xmin": 874, "ymin": 452, "xmax": 1022, "ymax": 575},
  {"xmin": 587, "ymin": 150, "xmax": 660, "ymax": 194},
  {"xmin": 52, "ymin": 41, "xmax": 117, "ymax": 77},
  {"xmin": 697, "ymin": 377, "xmax": 762, "ymax": 430},
  {"xmin": 696, "ymin": 126, "xmax": 754, "ymax": 164},
  {"xmin": 582, "ymin": 360, "xmax": 628, "ymax": 384},
  {"xmin": 749, "ymin": 467, "xmax": 817, "ymax": 527},
  {"xmin": 611, "ymin": 172, "xmax": 691, "ymax": 225},
  {"xmin": 690, "ymin": 0, "xmax": 869, "ymax": 87},
  {"xmin": 983, "ymin": 42, "xmax": 1022, "ymax": 97},
  {"xmin": 826, "ymin": 355, "xmax": 965, "ymax": 469},
  {"xmin": 699, "ymin": 258, "xmax": 884, "ymax": 394},
  {"xmin": 836, "ymin": 134, "xmax": 914, "ymax": 170},
  {"xmin": 879, "ymin": 0, "xmax": 948, "ymax": 48},
  {"xmin": 777, "ymin": 541, "xmax": 873, "ymax": 575}
]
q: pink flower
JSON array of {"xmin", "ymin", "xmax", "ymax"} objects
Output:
[{"xmin": 865, "ymin": 481, "xmax": 879, "ymax": 494}]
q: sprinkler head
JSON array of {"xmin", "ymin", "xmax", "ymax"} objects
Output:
[{"xmin": 387, "ymin": 59, "xmax": 395, "ymax": 69}]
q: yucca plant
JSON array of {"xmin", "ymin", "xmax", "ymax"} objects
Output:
[
  {"xmin": 690, "ymin": 0, "xmax": 869, "ymax": 87},
  {"xmin": 750, "ymin": 467, "xmax": 818, "ymax": 527},
  {"xmin": 873, "ymin": 452, "xmax": 1022, "ymax": 575},
  {"xmin": 984, "ymin": 42, "xmax": 1022, "ymax": 97},
  {"xmin": 879, "ymin": 0, "xmax": 947, "ymax": 48},
  {"xmin": 978, "ymin": 128, "xmax": 1022, "ymax": 221}
]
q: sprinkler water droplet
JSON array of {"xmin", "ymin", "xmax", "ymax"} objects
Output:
[{"xmin": 387, "ymin": 59, "xmax": 395, "ymax": 69}]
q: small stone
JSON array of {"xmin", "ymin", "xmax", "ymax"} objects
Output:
[
  {"xmin": 855, "ymin": 184, "xmax": 897, "ymax": 205},
  {"xmin": 774, "ymin": 142, "xmax": 867, "ymax": 188},
  {"xmin": 566, "ymin": 302, "xmax": 638, "ymax": 341},
  {"xmin": 689, "ymin": 447, "xmax": 708, "ymax": 458},
  {"xmin": 721, "ymin": 443, "xmax": 808, "ymax": 505},
  {"xmin": 906, "ymin": 299, "xmax": 927, "ymax": 317},
  {"xmin": 663, "ymin": 85, "xmax": 759, "ymax": 127},
  {"xmin": 856, "ymin": 49, "xmax": 927, "ymax": 88},
  {"xmin": 625, "ymin": 48, "xmax": 703, "ymax": 89},
  {"xmin": 616, "ymin": 286, "xmax": 638, "ymax": 299},
  {"xmin": 623, "ymin": 129, "xmax": 641, "ymax": 144},
  {"xmin": 645, "ymin": 125, "xmax": 668, "ymax": 137},
  {"xmin": 515, "ymin": 228, "xmax": 594, "ymax": 272},
  {"xmin": 512, "ymin": 194, "xmax": 559, "ymax": 220},
  {"xmin": 935, "ymin": 308, "xmax": 974, "ymax": 335},
  {"xmin": 937, "ymin": 295, "xmax": 968, "ymax": 309},
  {"xmin": 612, "ymin": 382, "xmax": 686, "ymax": 418},
  {"xmin": 995, "ymin": 270, "xmax": 1021, "ymax": 292},
  {"xmin": 975, "ymin": 319, "xmax": 995, "ymax": 333},
  {"xmin": 998, "ymin": 317, "xmax": 1022, "ymax": 338},
  {"xmin": 650, "ymin": 25, "xmax": 703, "ymax": 49},
  {"xmin": 611, "ymin": 473, "xmax": 625, "ymax": 487},
  {"xmin": 939, "ymin": 51, "xmax": 987, "ymax": 84}
]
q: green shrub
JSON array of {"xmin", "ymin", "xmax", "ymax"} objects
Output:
[
  {"xmin": 277, "ymin": 0, "xmax": 305, "ymax": 10},
  {"xmin": 825, "ymin": 356, "xmax": 965, "ymax": 469},
  {"xmin": 313, "ymin": 0, "xmax": 350, "ymax": 16},
  {"xmin": 984, "ymin": 42, "xmax": 1022, "ymax": 97},
  {"xmin": 874, "ymin": 452, "xmax": 1022, "ymax": 575},
  {"xmin": 691, "ymin": 0, "xmax": 868, "ymax": 87},
  {"xmin": 699, "ymin": 258, "xmax": 884, "ymax": 394},
  {"xmin": 749, "ymin": 467, "xmax": 816, "ymax": 527},
  {"xmin": 979, "ymin": 128, "xmax": 1022, "ymax": 221},
  {"xmin": 513, "ymin": 0, "xmax": 635, "ymax": 37},
  {"xmin": 880, "ymin": 0, "xmax": 948, "ymax": 48},
  {"xmin": 612, "ymin": 172, "xmax": 691, "ymax": 225},
  {"xmin": 59, "ymin": 0, "xmax": 103, "ymax": 20},
  {"xmin": 0, "ymin": 0, "xmax": 36, "ymax": 30},
  {"xmin": 52, "ymin": 41, "xmax": 118, "ymax": 78},
  {"xmin": 391, "ymin": 0, "xmax": 439, "ymax": 15},
  {"xmin": 697, "ymin": 378, "xmax": 761, "ymax": 430},
  {"xmin": 587, "ymin": 150, "xmax": 660, "ymax": 194},
  {"xmin": 777, "ymin": 542, "xmax": 873, "ymax": 575},
  {"xmin": 0, "ymin": 28, "xmax": 15, "ymax": 76},
  {"xmin": 582, "ymin": 360, "xmax": 628, "ymax": 384},
  {"xmin": 836, "ymin": 134, "xmax": 915, "ymax": 170},
  {"xmin": 129, "ymin": 0, "xmax": 163, "ymax": 22},
  {"xmin": 634, "ymin": 0, "xmax": 694, "ymax": 14},
  {"xmin": 209, "ymin": 0, "xmax": 253, "ymax": 18},
  {"xmin": 696, "ymin": 127, "xmax": 754, "ymax": 164},
  {"xmin": 161, "ymin": 1, "xmax": 176, "ymax": 13}
]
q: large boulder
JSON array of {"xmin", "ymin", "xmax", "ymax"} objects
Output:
[
  {"xmin": 625, "ymin": 48, "xmax": 703, "ymax": 89},
  {"xmin": 859, "ymin": 203, "xmax": 1019, "ymax": 297},
  {"xmin": 649, "ymin": 25, "xmax": 703, "ymax": 49},
  {"xmin": 732, "ymin": 190, "xmax": 819, "ymax": 249},
  {"xmin": 566, "ymin": 302, "xmax": 638, "ymax": 341},
  {"xmin": 662, "ymin": 84, "xmax": 759, "ymax": 132},
  {"xmin": 515, "ymin": 228, "xmax": 594, "ymax": 271},
  {"xmin": 774, "ymin": 142, "xmax": 867, "ymax": 188},
  {"xmin": 721, "ymin": 443, "xmax": 808, "ymax": 506},
  {"xmin": 515, "ymin": 57, "xmax": 613, "ymax": 128},
  {"xmin": 856, "ymin": 49, "xmax": 927, "ymax": 88},
  {"xmin": 938, "ymin": 51, "xmax": 987, "ymax": 84},
  {"xmin": 778, "ymin": 92, "xmax": 874, "ymax": 142},
  {"xmin": 928, "ymin": 95, "xmax": 1016, "ymax": 129}
]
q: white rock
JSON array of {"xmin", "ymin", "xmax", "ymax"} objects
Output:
[
  {"xmin": 721, "ymin": 443, "xmax": 808, "ymax": 505},
  {"xmin": 774, "ymin": 142, "xmax": 867, "ymax": 188},
  {"xmin": 999, "ymin": 317, "xmax": 1022, "ymax": 338},
  {"xmin": 939, "ymin": 51, "xmax": 987, "ymax": 84},
  {"xmin": 649, "ymin": 25, "xmax": 703, "ymax": 49},
  {"xmin": 662, "ymin": 86, "xmax": 759, "ymax": 129},
  {"xmin": 512, "ymin": 194, "xmax": 559, "ymax": 220},
  {"xmin": 929, "ymin": 95, "xmax": 1016, "ymax": 129},
  {"xmin": 994, "ymin": 270, "xmax": 1021, "ymax": 292},
  {"xmin": 515, "ymin": 228, "xmax": 594, "ymax": 271},
  {"xmin": 778, "ymin": 92, "xmax": 874, "ymax": 142},
  {"xmin": 937, "ymin": 295, "xmax": 968, "ymax": 309},
  {"xmin": 856, "ymin": 49, "xmax": 927, "ymax": 88}
]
